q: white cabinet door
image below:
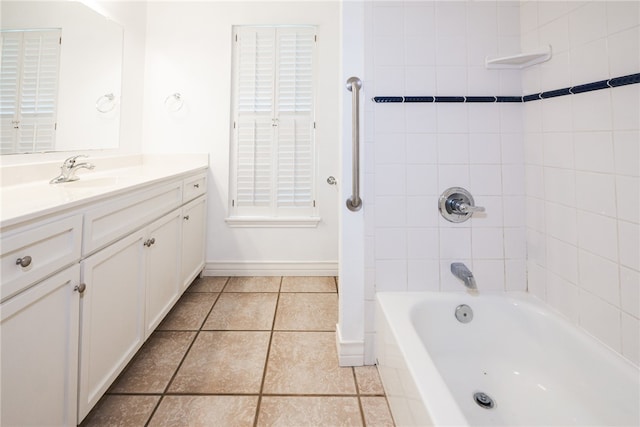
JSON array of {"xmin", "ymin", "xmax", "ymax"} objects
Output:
[
  {"xmin": 1, "ymin": 265, "xmax": 80, "ymax": 427},
  {"xmin": 180, "ymin": 196, "xmax": 207, "ymax": 291},
  {"xmin": 144, "ymin": 209, "xmax": 181, "ymax": 336},
  {"xmin": 78, "ymin": 230, "xmax": 145, "ymax": 422}
]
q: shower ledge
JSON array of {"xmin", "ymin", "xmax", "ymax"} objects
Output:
[{"xmin": 485, "ymin": 45, "xmax": 551, "ymax": 70}]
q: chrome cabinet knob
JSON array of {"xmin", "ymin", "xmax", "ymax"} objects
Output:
[
  {"xmin": 74, "ymin": 283, "xmax": 87, "ymax": 294},
  {"xmin": 16, "ymin": 256, "xmax": 32, "ymax": 268}
]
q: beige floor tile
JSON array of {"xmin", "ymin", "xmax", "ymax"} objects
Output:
[
  {"xmin": 280, "ymin": 276, "xmax": 337, "ymax": 293},
  {"xmin": 157, "ymin": 292, "xmax": 218, "ymax": 330},
  {"xmin": 148, "ymin": 395, "xmax": 257, "ymax": 427},
  {"xmin": 257, "ymin": 396, "xmax": 362, "ymax": 427},
  {"xmin": 263, "ymin": 332, "xmax": 356, "ymax": 395},
  {"xmin": 169, "ymin": 331, "xmax": 270, "ymax": 394},
  {"xmin": 226, "ymin": 276, "xmax": 281, "ymax": 292},
  {"xmin": 80, "ymin": 395, "xmax": 159, "ymax": 427},
  {"xmin": 361, "ymin": 397, "xmax": 395, "ymax": 427},
  {"xmin": 187, "ymin": 276, "xmax": 228, "ymax": 293},
  {"xmin": 109, "ymin": 331, "xmax": 196, "ymax": 393},
  {"xmin": 274, "ymin": 293, "xmax": 337, "ymax": 331},
  {"xmin": 354, "ymin": 366, "xmax": 385, "ymax": 395},
  {"xmin": 203, "ymin": 292, "xmax": 277, "ymax": 330}
]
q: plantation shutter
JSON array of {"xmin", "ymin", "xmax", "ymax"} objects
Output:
[
  {"xmin": 0, "ymin": 29, "xmax": 60, "ymax": 154},
  {"xmin": 231, "ymin": 26, "xmax": 316, "ymax": 219}
]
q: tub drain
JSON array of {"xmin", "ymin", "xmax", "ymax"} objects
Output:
[{"xmin": 473, "ymin": 392, "xmax": 495, "ymax": 409}]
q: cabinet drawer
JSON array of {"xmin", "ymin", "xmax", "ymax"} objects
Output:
[
  {"xmin": 183, "ymin": 172, "xmax": 207, "ymax": 203},
  {"xmin": 1, "ymin": 215, "xmax": 82, "ymax": 302},
  {"xmin": 83, "ymin": 181, "xmax": 182, "ymax": 255}
]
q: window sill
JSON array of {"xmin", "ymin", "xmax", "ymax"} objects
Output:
[{"xmin": 225, "ymin": 216, "xmax": 321, "ymax": 228}]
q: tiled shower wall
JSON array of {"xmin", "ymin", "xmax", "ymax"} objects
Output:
[
  {"xmin": 364, "ymin": 0, "xmax": 639, "ymax": 367},
  {"xmin": 363, "ymin": 1, "xmax": 526, "ymax": 362},
  {"xmin": 521, "ymin": 1, "xmax": 639, "ymax": 365}
]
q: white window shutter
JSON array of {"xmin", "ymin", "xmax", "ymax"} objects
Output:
[
  {"xmin": 231, "ymin": 26, "xmax": 316, "ymax": 220},
  {"xmin": 0, "ymin": 29, "xmax": 60, "ymax": 154}
]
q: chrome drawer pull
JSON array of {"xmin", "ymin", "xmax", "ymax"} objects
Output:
[
  {"xmin": 16, "ymin": 256, "xmax": 32, "ymax": 268},
  {"xmin": 193, "ymin": 183, "xmax": 200, "ymax": 188},
  {"xmin": 184, "ymin": 215, "xmax": 190, "ymax": 220}
]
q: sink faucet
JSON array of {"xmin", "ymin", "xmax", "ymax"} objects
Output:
[
  {"xmin": 50, "ymin": 155, "xmax": 95, "ymax": 184},
  {"xmin": 451, "ymin": 262, "xmax": 477, "ymax": 290}
]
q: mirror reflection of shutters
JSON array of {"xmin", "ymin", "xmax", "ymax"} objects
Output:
[
  {"xmin": 0, "ymin": 29, "xmax": 60, "ymax": 154},
  {"xmin": 233, "ymin": 26, "xmax": 316, "ymax": 218}
]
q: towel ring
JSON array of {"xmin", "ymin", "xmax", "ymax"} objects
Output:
[
  {"xmin": 96, "ymin": 93, "xmax": 117, "ymax": 113},
  {"xmin": 164, "ymin": 92, "xmax": 184, "ymax": 112}
]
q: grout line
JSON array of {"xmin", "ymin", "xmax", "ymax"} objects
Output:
[
  {"xmin": 253, "ymin": 276, "xmax": 283, "ymax": 427},
  {"xmin": 352, "ymin": 367, "xmax": 367, "ymax": 427}
]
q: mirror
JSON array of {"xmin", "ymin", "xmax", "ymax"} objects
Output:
[{"xmin": 0, "ymin": 1, "xmax": 123, "ymax": 155}]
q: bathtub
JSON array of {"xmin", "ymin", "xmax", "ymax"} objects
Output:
[{"xmin": 376, "ymin": 292, "xmax": 640, "ymax": 426}]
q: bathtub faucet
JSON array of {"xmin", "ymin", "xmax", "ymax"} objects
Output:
[{"xmin": 451, "ymin": 263, "xmax": 477, "ymax": 290}]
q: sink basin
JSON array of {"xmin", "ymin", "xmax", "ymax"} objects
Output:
[{"xmin": 59, "ymin": 176, "xmax": 122, "ymax": 189}]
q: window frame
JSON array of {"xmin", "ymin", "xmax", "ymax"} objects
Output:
[{"xmin": 227, "ymin": 25, "xmax": 320, "ymax": 228}]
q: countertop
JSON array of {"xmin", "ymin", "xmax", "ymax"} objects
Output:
[{"xmin": 0, "ymin": 154, "xmax": 209, "ymax": 230}]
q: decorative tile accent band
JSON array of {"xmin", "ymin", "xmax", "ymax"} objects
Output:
[{"xmin": 372, "ymin": 72, "xmax": 640, "ymax": 104}]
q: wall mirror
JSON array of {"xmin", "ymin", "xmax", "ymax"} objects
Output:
[{"xmin": 0, "ymin": 1, "xmax": 123, "ymax": 155}]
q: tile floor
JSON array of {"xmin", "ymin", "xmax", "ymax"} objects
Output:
[{"xmin": 81, "ymin": 276, "xmax": 395, "ymax": 427}]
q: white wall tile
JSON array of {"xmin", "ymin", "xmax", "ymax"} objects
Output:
[
  {"xmin": 374, "ymin": 66, "xmax": 405, "ymax": 94},
  {"xmin": 608, "ymin": 27, "xmax": 639, "ymax": 77},
  {"xmin": 546, "ymin": 236, "xmax": 578, "ymax": 284},
  {"xmin": 375, "ymin": 164, "xmax": 406, "ymax": 196},
  {"xmin": 403, "ymin": 5, "xmax": 435, "ymax": 37},
  {"xmin": 579, "ymin": 290, "xmax": 622, "ymax": 352},
  {"xmin": 499, "ymin": 104, "xmax": 523, "ymax": 133},
  {"xmin": 543, "ymin": 132, "xmax": 574, "ymax": 169},
  {"xmin": 539, "ymin": 15, "xmax": 569, "ymax": 54},
  {"xmin": 613, "ymin": 131, "xmax": 640, "ymax": 177},
  {"xmin": 527, "ymin": 261, "xmax": 547, "ymax": 300},
  {"xmin": 538, "ymin": 1, "xmax": 569, "ymax": 26},
  {"xmin": 519, "ymin": 1, "xmax": 539, "ymax": 34},
  {"xmin": 468, "ymin": 105, "xmax": 501, "ymax": 134},
  {"xmin": 375, "ymin": 228, "xmax": 407, "ymax": 260},
  {"xmin": 545, "ymin": 202, "xmax": 577, "ymax": 245},
  {"xmin": 503, "ymin": 196, "xmax": 526, "ymax": 228},
  {"xmin": 524, "ymin": 132, "xmax": 543, "ymax": 165},
  {"xmin": 577, "ymin": 211, "xmax": 619, "ymax": 262},
  {"xmin": 375, "ymin": 259, "xmax": 407, "ymax": 292},
  {"xmin": 525, "ymin": 165, "xmax": 544, "ymax": 199},
  {"xmin": 375, "ymin": 133, "xmax": 406, "ymax": 165},
  {"xmin": 544, "ymin": 167, "xmax": 576, "ymax": 206},
  {"xmin": 407, "ymin": 195, "xmax": 439, "ymax": 228},
  {"xmin": 406, "ymin": 164, "xmax": 438, "ymax": 196},
  {"xmin": 615, "ymin": 176, "xmax": 638, "ymax": 223},
  {"xmin": 621, "ymin": 313, "xmax": 639, "ymax": 366},
  {"xmin": 439, "ymin": 164, "xmax": 470, "ymax": 191},
  {"xmin": 435, "ymin": 2, "xmax": 466, "ymax": 37},
  {"xmin": 541, "ymin": 96, "xmax": 572, "ymax": 132},
  {"xmin": 375, "ymin": 196, "xmax": 406, "ymax": 227},
  {"xmin": 472, "ymin": 227, "xmax": 505, "ymax": 260},
  {"xmin": 546, "ymin": 271, "xmax": 580, "ymax": 323},
  {"xmin": 540, "ymin": 51, "xmax": 571, "ymax": 92},
  {"xmin": 407, "ymin": 227, "xmax": 439, "ymax": 260},
  {"xmin": 406, "ymin": 36, "xmax": 436, "ymax": 66},
  {"xmin": 440, "ymin": 227, "xmax": 472, "ymax": 259},
  {"xmin": 436, "ymin": 104, "xmax": 469, "ymax": 133},
  {"xmin": 526, "ymin": 196, "xmax": 546, "ymax": 232},
  {"xmin": 620, "ymin": 266, "xmax": 640, "ymax": 318},
  {"xmin": 606, "ymin": 1, "xmax": 640, "ymax": 35},
  {"xmin": 573, "ymin": 131, "xmax": 615, "ymax": 174},
  {"xmin": 404, "ymin": 66, "xmax": 437, "ymax": 93},
  {"xmin": 373, "ymin": 5, "xmax": 403, "ymax": 37},
  {"xmin": 405, "ymin": 104, "xmax": 438, "ymax": 133},
  {"xmin": 374, "ymin": 104, "xmax": 406, "ymax": 134},
  {"xmin": 436, "ymin": 35, "xmax": 467, "ymax": 66},
  {"xmin": 470, "ymin": 133, "xmax": 501, "ymax": 164},
  {"xmin": 502, "ymin": 165, "xmax": 525, "ymax": 196},
  {"xmin": 471, "ymin": 196, "xmax": 504, "ymax": 228},
  {"xmin": 504, "ymin": 227, "xmax": 526, "ymax": 259},
  {"xmin": 618, "ymin": 221, "xmax": 640, "ymax": 271},
  {"xmin": 406, "ymin": 133, "xmax": 438, "ymax": 165},
  {"xmin": 505, "ymin": 259, "xmax": 527, "ymax": 291},
  {"xmin": 578, "ymin": 249, "xmax": 621, "ymax": 307},
  {"xmin": 438, "ymin": 134, "xmax": 469, "ymax": 164},
  {"xmin": 498, "ymin": 4, "xmax": 521, "ymax": 37},
  {"xmin": 575, "ymin": 171, "xmax": 617, "ymax": 217},
  {"xmin": 469, "ymin": 165, "xmax": 503, "ymax": 196},
  {"xmin": 611, "ymin": 86, "xmax": 640, "ymax": 131},
  {"xmin": 572, "ymin": 90, "xmax": 612, "ymax": 132},
  {"xmin": 407, "ymin": 259, "xmax": 440, "ymax": 291},
  {"xmin": 436, "ymin": 67, "xmax": 468, "ymax": 96},
  {"xmin": 570, "ymin": 38, "xmax": 608, "ymax": 86},
  {"xmin": 473, "ymin": 259, "xmax": 506, "ymax": 291},
  {"xmin": 568, "ymin": 2, "xmax": 607, "ymax": 47},
  {"xmin": 373, "ymin": 36, "xmax": 404, "ymax": 66}
]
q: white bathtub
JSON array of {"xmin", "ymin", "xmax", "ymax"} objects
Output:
[{"xmin": 376, "ymin": 292, "xmax": 640, "ymax": 426}]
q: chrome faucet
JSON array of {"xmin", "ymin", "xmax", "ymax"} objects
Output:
[
  {"xmin": 50, "ymin": 155, "xmax": 95, "ymax": 184},
  {"xmin": 451, "ymin": 262, "xmax": 477, "ymax": 290}
]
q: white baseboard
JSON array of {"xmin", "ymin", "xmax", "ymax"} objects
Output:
[
  {"xmin": 335, "ymin": 325, "xmax": 365, "ymax": 367},
  {"xmin": 203, "ymin": 260, "xmax": 338, "ymax": 276}
]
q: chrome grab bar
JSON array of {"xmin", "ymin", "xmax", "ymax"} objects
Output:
[{"xmin": 346, "ymin": 76, "xmax": 362, "ymax": 211}]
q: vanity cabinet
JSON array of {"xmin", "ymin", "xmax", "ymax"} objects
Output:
[
  {"xmin": 0, "ymin": 166, "xmax": 208, "ymax": 426},
  {"xmin": 180, "ymin": 196, "xmax": 207, "ymax": 291},
  {"xmin": 1, "ymin": 265, "xmax": 81, "ymax": 427}
]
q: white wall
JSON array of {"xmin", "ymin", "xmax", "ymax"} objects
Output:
[
  {"xmin": 141, "ymin": 2, "xmax": 340, "ymax": 275},
  {"xmin": 522, "ymin": 1, "xmax": 639, "ymax": 366},
  {"xmin": 363, "ymin": 0, "xmax": 526, "ymax": 362}
]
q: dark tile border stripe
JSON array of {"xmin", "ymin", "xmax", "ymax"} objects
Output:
[{"xmin": 372, "ymin": 72, "xmax": 640, "ymax": 104}]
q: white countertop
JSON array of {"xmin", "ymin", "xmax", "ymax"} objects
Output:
[{"xmin": 0, "ymin": 154, "xmax": 209, "ymax": 230}]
